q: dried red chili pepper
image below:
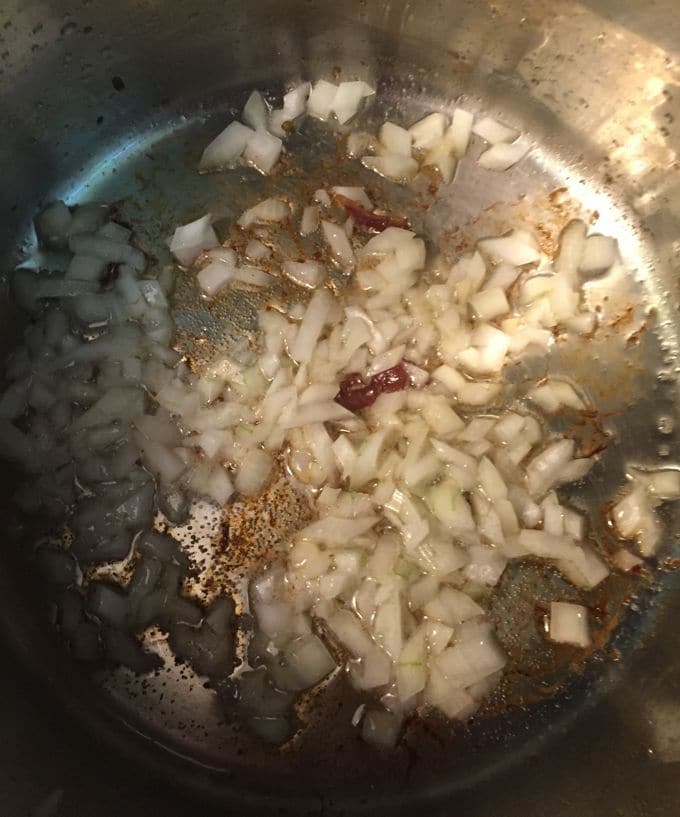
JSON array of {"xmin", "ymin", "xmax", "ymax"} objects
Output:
[
  {"xmin": 335, "ymin": 363, "xmax": 409, "ymax": 412},
  {"xmin": 334, "ymin": 194, "xmax": 410, "ymax": 233}
]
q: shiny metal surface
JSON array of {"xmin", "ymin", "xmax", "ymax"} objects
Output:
[{"xmin": 1, "ymin": 1, "xmax": 680, "ymax": 815}]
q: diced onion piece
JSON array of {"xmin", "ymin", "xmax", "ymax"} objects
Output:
[
  {"xmin": 554, "ymin": 219, "xmax": 587, "ymax": 278},
  {"xmin": 426, "ymin": 668, "xmax": 477, "ymax": 719},
  {"xmin": 242, "ymin": 90, "xmax": 269, "ymax": 132},
  {"xmin": 409, "ymin": 113, "xmax": 447, "ymax": 150},
  {"xmin": 529, "ymin": 381, "xmax": 585, "ymax": 413},
  {"xmin": 526, "ymin": 438, "xmax": 575, "ymax": 497},
  {"xmin": 283, "ymin": 260, "xmax": 324, "ymax": 289},
  {"xmin": 557, "ymin": 544, "xmax": 609, "ymax": 589},
  {"xmin": 434, "ymin": 626, "xmax": 506, "ymax": 686},
  {"xmin": 289, "ymin": 289, "xmax": 333, "ymax": 364},
  {"xmin": 321, "ymin": 220, "xmax": 355, "ymax": 269},
  {"xmin": 458, "ymin": 324, "xmax": 509, "ymax": 376},
  {"xmin": 333, "ymin": 81, "xmax": 374, "ymax": 125},
  {"xmin": 331, "ymin": 186, "xmax": 372, "ymax": 209},
  {"xmin": 307, "ymin": 80, "xmax": 339, "ymax": 120},
  {"xmin": 478, "ymin": 230, "xmax": 540, "ymax": 266},
  {"xmin": 234, "ymin": 265, "xmax": 274, "ymax": 287},
  {"xmin": 269, "ymin": 82, "xmax": 311, "ymax": 136},
  {"xmin": 199, "ymin": 121, "xmax": 255, "ymax": 172},
  {"xmin": 379, "ymin": 122, "xmax": 413, "ymax": 157},
  {"xmin": 469, "ymin": 287, "xmax": 510, "ymax": 321},
  {"xmin": 238, "ymin": 198, "xmax": 290, "ymax": 229},
  {"xmin": 579, "ymin": 234, "xmax": 618, "ymax": 276},
  {"xmin": 424, "ymin": 587, "xmax": 483, "ymax": 625},
  {"xmin": 283, "ymin": 634, "xmax": 335, "ymax": 687},
  {"xmin": 396, "ymin": 628, "xmax": 426, "ymax": 702},
  {"xmin": 611, "ymin": 486, "xmax": 647, "ymax": 539},
  {"xmin": 449, "ymin": 108, "xmax": 475, "ymax": 157},
  {"xmin": 327, "ymin": 609, "xmax": 374, "ymax": 657},
  {"xmin": 347, "ymin": 131, "xmax": 375, "ymax": 158},
  {"xmin": 300, "ymin": 205, "xmax": 320, "ymax": 237},
  {"xmin": 283, "ymin": 82, "xmax": 311, "ymax": 118},
  {"xmin": 549, "ymin": 601, "xmax": 590, "ymax": 647},
  {"xmin": 613, "ymin": 548, "xmax": 644, "ymax": 572},
  {"xmin": 314, "ymin": 189, "xmax": 332, "ymax": 207},
  {"xmin": 243, "ymin": 130, "xmax": 283, "ymax": 174},
  {"xmin": 206, "ymin": 466, "xmax": 234, "ymax": 505},
  {"xmin": 35, "ymin": 201, "xmax": 72, "ymax": 248},
  {"xmin": 283, "ymin": 401, "xmax": 353, "ymax": 429},
  {"xmin": 477, "ymin": 137, "xmax": 531, "ymax": 171},
  {"xmin": 197, "ymin": 261, "xmax": 234, "ymax": 296},
  {"xmin": 403, "ymin": 362, "xmax": 429, "ymax": 388},
  {"xmin": 235, "ymin": 449, "xmax": 273, "ymax": 496},
  {"xmin": 169, "ymin": 215, "xmax": 219, "ymax": 267},
  {"xmin": 630, "ymin": 467, "xmax": 680, "ymax": 501},
  {"xmin": 361, "ymin": 155, "xmax": 419, "ymax": 183},
  {"xmin": 472, "ymin": 116, "xmax": 518, "ymax": 144},
  {"xmin": 245, "ymin": 239, "xmax": 271, "ymax": 261},
  {"xmin": 423, "ymin": 140, "xmax": 457, "ymax": 184}
]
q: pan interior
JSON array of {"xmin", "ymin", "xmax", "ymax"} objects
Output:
[{"xmin": 12, "ymin": 77, "xmax": 680, "ymax": 804}]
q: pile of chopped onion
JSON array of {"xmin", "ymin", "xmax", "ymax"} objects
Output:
[
  {"xmin": 351, "ymin": 110, "xmax": 530, "ymax": 184},
  {"xmin": 5, "ymin": 201, "xmax": 235, "ymax": 673},
  {"xmin": 194, "ymin": 200, "xmax": 624, "ymax": 746},
  {"xmin": 3, "ymin": 78, "xmax": 675, "ymax": 751},
  {"xmin": 197, "ymin": 77, "xmax": 529, "ymax": 186}
]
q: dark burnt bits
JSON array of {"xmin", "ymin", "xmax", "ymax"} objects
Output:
[{"xmin": 334, "ymin": 362, "xmax": 410, "ymax": 412}]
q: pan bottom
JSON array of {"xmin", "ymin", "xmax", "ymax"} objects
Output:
[{"xmin": 18, "ymin": 79, "xmax": 680, "ymax": 809}]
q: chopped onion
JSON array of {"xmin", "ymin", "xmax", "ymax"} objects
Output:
[
  {"xmin": 321, "ymin": 220, "xmax": 355, "ymax": 269},
  {"xmin": 235, "ymin": 449, "xmax": 273, "ymax": 496},
  {"xmin": 242, "ymin": 90, "xmax": 269, "ymax": 132},
  {"xmin": 169, "ymin": 215, "xmax": 219, "ymax": 266},
  {"xmin": 472, "ymin": 116, "xmax": 518, "ymax": 144},
  {"xmin": 314, "ymin": 189, "xmax": 331, "ymax": 207},
  {"xmin": 300, "ymin": 205, "xmax": 320, "ymax": 237},
  {"xmin": 332, "ymin": 81, "xmax": 374, "ymax": 125},
  {"xmin": 379, "ymin": 122, "xmax": 413, "ymax": 157},
  {"xmin": 283, "ymin": 260, "xmax": 324, "ymax": 289},
  {"xmin": 307, "ymin": 80, "xmax": 338, "ymax": 120},
  {"xmin": 199, "ymin": 121, "xmax": 255, "ymax": 172},
  {"xmin": 331, "ymin": 186, "xmax": 372, "ymax": 209},
  {"xmin": 529, "ymin": 381, "xmax": 585, "ymax": 413},
  {"xmin": 197, "ymin": 261, "xmax": 234, "ymax": 296},
  {"xmin": 579, "ymin": 234, "xmax": 618, "ymax": 275},
  {"xmin": 526, "ymin": 438, "xmax": 575, "ymax": 497},
  {"xmin": 234, "ymin": 265, "xmax": 274, "ymax": 287},
  {"xmin": 347, "ymin": 131, "xmax": 375, "ymax": 158},
  {"xmin": 238, "ymin": 198, "xmax": 290, "ymax": 229},
  {"xmin": 554, "ymin": 219, "xmax": 587, "ymax": 278},
  {"xmin": 449, "ymin": 108, "xmax": 475, "ymax": 157},
  {"xmin": 245, "ymin": 239, "xmax": 272, "ymax": 261},
  {"xmin": 269, "ymin": 82, "xmax": 310, "ymax": 136},
  {"xmin": 243, "ymin": 130, "xmax": 283, "ymax": 174},
  {"xmin": 289, "ymin": 289, "xmax": 333, "ymax": 364},
  {"xmin": 478, "ymin": 231, "xmax": 540, "ymax": 266},
  {"xmin": 423, "ymin": 139, "xmax": 457, "ymax": 183},
  {"xmin": 469, "ymin": 287, "xmax": 510, "ymax": 321},
  {"xmin": 549, "ymin": 601, "xmax": 590, "ymax": 647},
  {"xmin": 361, "ymin": 155, "xmax": 419, "ymax": 183},
  {"xmin": 409, "ymin": 112, "xmax": 447, "ymax": 150},
  {"xmin": 477, "ymin": 137, "xmax": 531, "ymax": 171}
]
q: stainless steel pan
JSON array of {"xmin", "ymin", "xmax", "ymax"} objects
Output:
[{"xmin": 1, "ymin": 1, "xmax": 680, "ymax": 815}]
